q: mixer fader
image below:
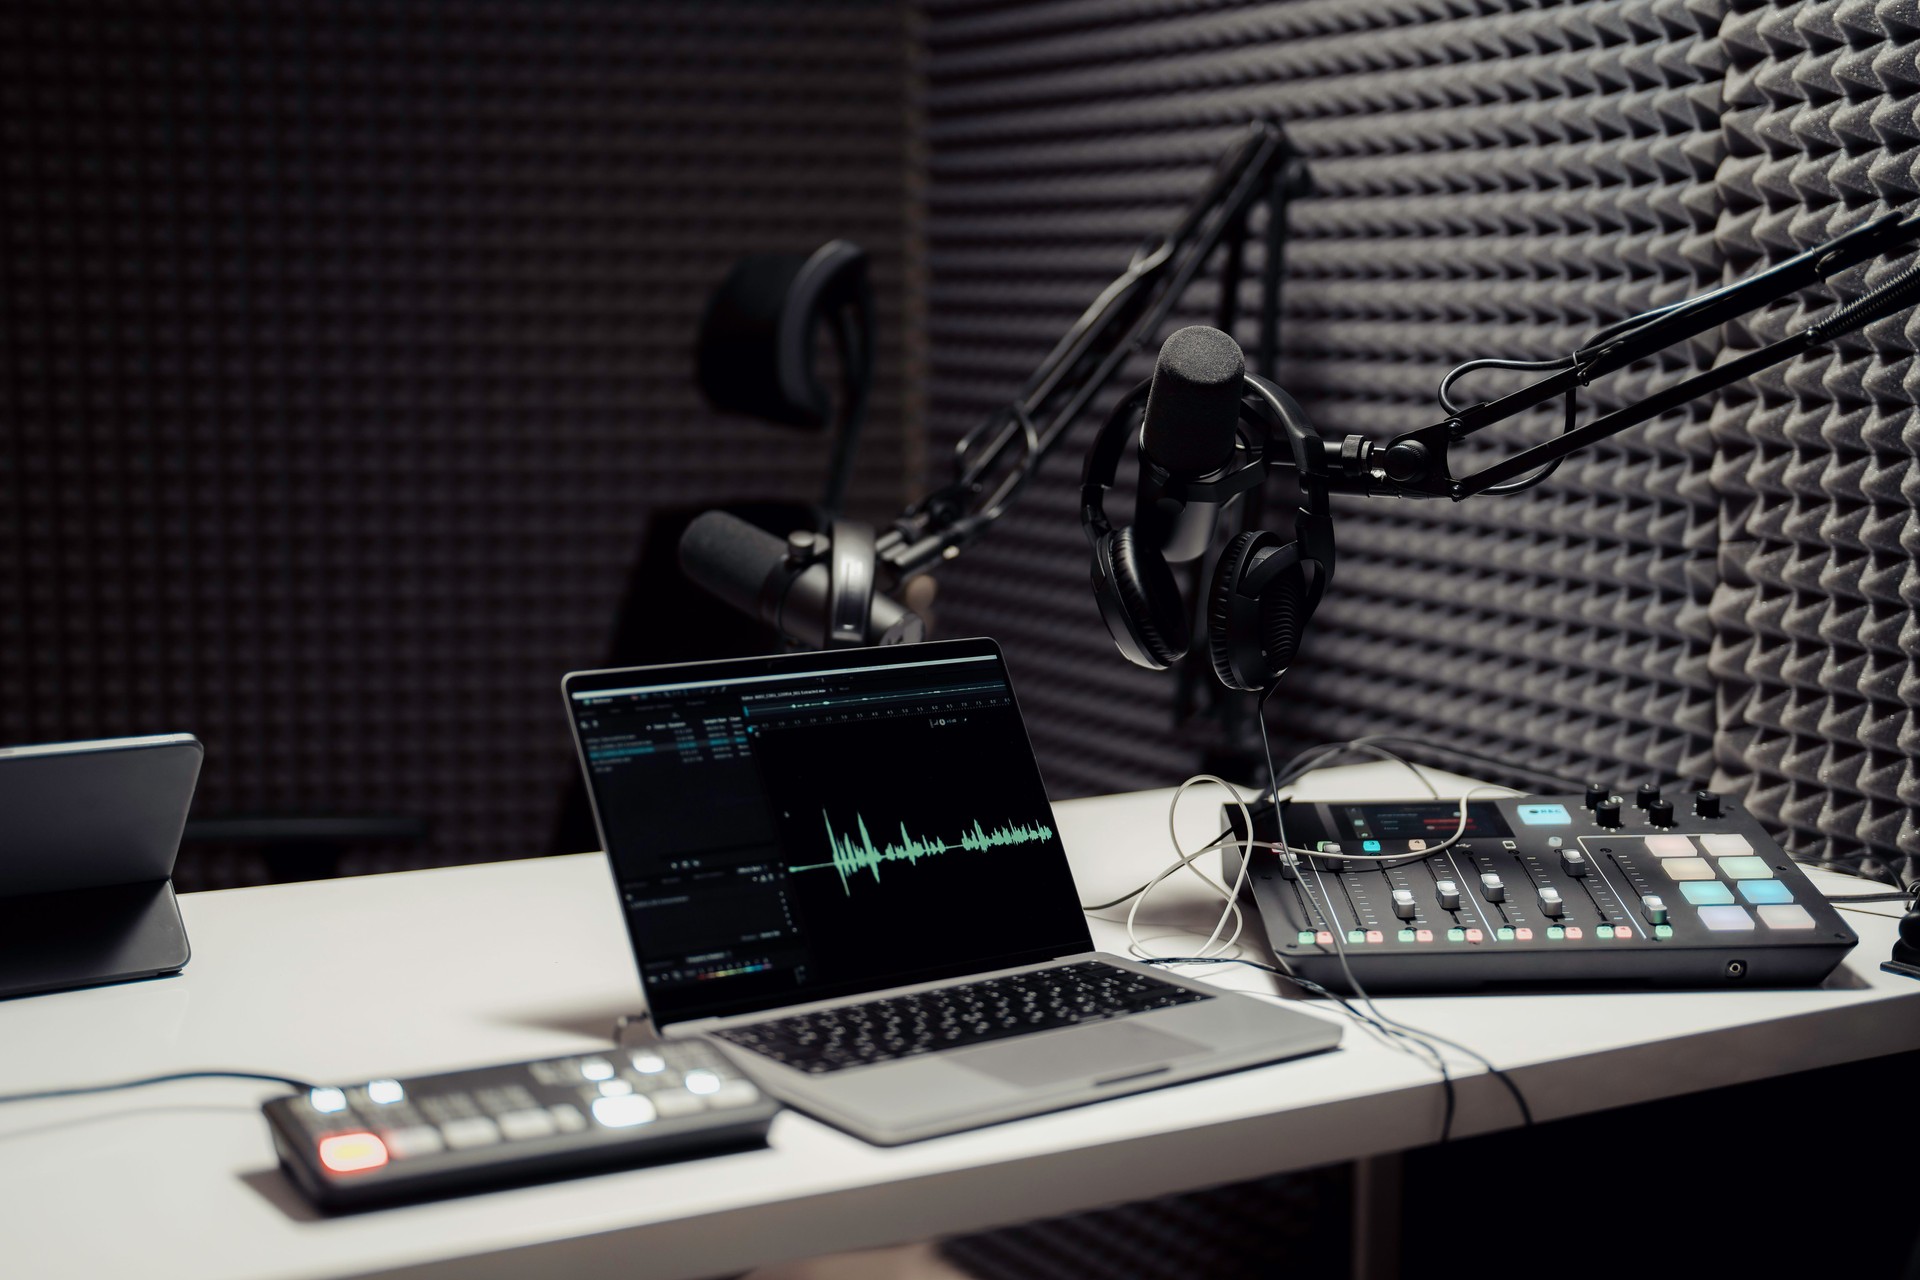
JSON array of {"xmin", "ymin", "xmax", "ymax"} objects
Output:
[{"xmin": 1225, "ymin": 786, "xmax": 1856, "ymax": 992}]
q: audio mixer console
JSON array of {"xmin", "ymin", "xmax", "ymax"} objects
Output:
[{"xmin": 1224, "ymin": 788, "xmax": 1856, "ymax": 992}]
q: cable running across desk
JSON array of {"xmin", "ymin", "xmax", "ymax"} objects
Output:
[{"xmin": 1108, "ymin": 717, "xmax": 1538, "ymax": 1143}]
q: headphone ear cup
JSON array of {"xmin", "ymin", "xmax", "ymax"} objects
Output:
[
  {"xmin": 1207, "ymin": 530, "xmax": 1311, "ymax": 691},
  {"xmin": 1095, "ymin": 526, "xmax": 1190, "ymax": 669}
]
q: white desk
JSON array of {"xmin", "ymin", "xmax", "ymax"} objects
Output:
[{"xmin": 4, "ymin": 765, "xmax": 1916, "ymax": 1280}]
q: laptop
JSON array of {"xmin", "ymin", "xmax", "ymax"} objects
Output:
[{"xmin": 562, "ymin": 638, "xmax": 1339, "ymax": 1145}]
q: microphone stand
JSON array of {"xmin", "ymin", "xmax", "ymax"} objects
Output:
[{"xmin": 1307, "ymin": 210, "xmax": 1920, "ymax": 502}]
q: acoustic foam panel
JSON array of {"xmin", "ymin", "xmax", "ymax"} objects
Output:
[
  {"xmin": 923, "ymin": 0, "xmax": 1916, "ymax": 879},
  {"xmin": 0, "ymin": 2, "xmax": 924, "ymax": 887}
]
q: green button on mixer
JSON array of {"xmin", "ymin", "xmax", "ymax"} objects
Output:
[
  {"xmin": 1398, "ymin": 929, "xmax": 1416, "ymax": 942},
  {"xmin": 1547, "ymin": 926, "xmax": 1565, "ymax": 940},
  {"xmin": 1654, "ymin": 924, "xmax": 1673, "ymax": 939},
  {"xmin": 1497, "ymin": 927, "xmax": 1515, "ymax": 941},
  {"xmin": 1296, "ymin": 931, "xmax": 1316, "ymax": 946},
  {"xmin": 1447, "ymin": 928, "xmax": 1466, "ymax": 942}
]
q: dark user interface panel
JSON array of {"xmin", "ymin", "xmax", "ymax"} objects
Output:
[{"xmin": 570, "ymin": 649, "xmax": 1089, "ymax": 1026}]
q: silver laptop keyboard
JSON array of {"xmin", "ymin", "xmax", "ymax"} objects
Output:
[{"xmin": 712, "ymin": 961, "xmax": 1209, "ymax": 1074}]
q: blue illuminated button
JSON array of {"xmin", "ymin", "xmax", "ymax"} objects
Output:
[
  {"xmin": 1697, "ymin": 905, "xmax": 1755, "ymax": 931},
  {"xmin": 1680, "ymin": 881, "xmax": 1735, "ymax": 905},
  {"xmin": 1738, "ymin": 880, "xmax": 1792, "ymax": 904},
  {"xmin": 1758, "ymin": 904, "xmax": 1815, "ymax": 930},
  {"xmin": 1662, "ymin": 857, "xmax": 1716, "ymax": 881},
  {"xmin": 1362, "ymin": 839, "xmax": 1382, "ymax": 853},
  {"xmin": 1517, "ymin": 803, "xmax": 1572, "ymax": 825},
  {"xmin": 1719, "ymin": 856, "xmax": 1774, "ymax": 880}
]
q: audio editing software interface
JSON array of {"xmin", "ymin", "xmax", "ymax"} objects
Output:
[{"xmin": 571, "ymin": 650, "xmax": 1091, "ymax": 1025}]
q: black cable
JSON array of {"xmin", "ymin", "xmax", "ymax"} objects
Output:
[
  {"xmin": 1438, "ymin": 356, "xmax": 1576, "ymax": 416},
  {"xmin": 0, "ymin": 1070, "xmax": 315, "ymax": 1107},
  {"xmin": 1254, "ymin": 692, "xmax": 1540, "ymax": 1139}
]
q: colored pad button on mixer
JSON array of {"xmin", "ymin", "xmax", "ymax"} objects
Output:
[
  {"xmin": 318, "ymin": 1132, "xmax": 389, "ymax": 1174},
  {"xmin": 1662, "ymin": 857, "xmax": 1716, "ymax": 881},
  {"xmin": 1697, "ymin": 905, "xmax": 1755, "ymax": 931},
  {"xmin": 1718, "ymin": 856, "xmax": 1773, "ymax": 880},
  {"xmin": 1738, "ymin": 881, "xmax": 1793, "ymax": 904},
  {"xmin": 1758, "ymin": 905, "xmax": 1815, "ymax": 930},
  {"xmin": 1297, "ymin": 931, "xmax": 1316, "ymax": 946},
  {"xmin": 1701, "ymin": 833, "xmax": 1752, "ymax": 856},
  {"xmin": 1643, "ymin": 834, "xmax": 1695, "ymax": 857},
  {"xmin": 1680, "ymin": 881, "xmax": 1735, "ymax": 905},
  {"xmin": 1546, "ymin": 927, "xmax": 1564, "ymax": 940}
]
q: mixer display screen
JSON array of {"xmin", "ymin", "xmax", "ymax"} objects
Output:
[
  {"xmin": 1237, "ymin": 791, "xmax": 1857, "ymax": 991},
  {"xmin": 1330, "ymin": 802, "xmax": 1511, "ymax": 841}
]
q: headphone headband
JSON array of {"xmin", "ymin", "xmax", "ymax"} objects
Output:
[{"xmin": 1080, "ymin": 378, "xmax": 1274, "ymax": 541}]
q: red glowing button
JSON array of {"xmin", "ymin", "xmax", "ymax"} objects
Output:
[
  {"xmin": 318, "ymin": 1132, "xmax": 389, "ymax": 1174},
  {"xmin": 1464, "ymin": 929, "xmax": 1483, "ymax": 944}
]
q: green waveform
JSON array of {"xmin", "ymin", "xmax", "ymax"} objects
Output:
[{"xmin": 789, "ymin": 810, "xmax": 1056, "ymax": 895}]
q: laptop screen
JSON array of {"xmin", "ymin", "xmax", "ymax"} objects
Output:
[{"xmin": 564, "ymin": 639, "xmax": 1093, "ymax": 1027}]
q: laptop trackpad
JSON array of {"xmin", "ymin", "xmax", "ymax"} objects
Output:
[{"xmin": 954, "ymin": 1023, "xmax": 1206, "ymax": 1089}]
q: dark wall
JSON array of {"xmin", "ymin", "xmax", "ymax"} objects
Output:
[
  {"xmin": 922, "ymin": 0, "xmax": 1918, "ymax": 879},
  {"xmin": 0, "ymin": 2, "xmax": 924, "ymax": 886}
]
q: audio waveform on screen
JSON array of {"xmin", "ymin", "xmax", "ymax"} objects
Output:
[{"xmin": 790, "ymin": 810, "xmax": 1056, "ymax": 895}]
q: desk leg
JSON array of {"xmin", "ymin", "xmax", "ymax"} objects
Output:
[{"xmin": 1350, "ymin": 1153, "xmax": 1402, "ymax": 1280}]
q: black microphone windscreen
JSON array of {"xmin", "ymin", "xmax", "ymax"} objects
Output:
[
  {"xmin": 1141, "ymin": 325, "xmax": 1245, "ymax": 474},
  {"xmin": 678, "ymin": 510, "xmax": 785, "ymax": 617}
]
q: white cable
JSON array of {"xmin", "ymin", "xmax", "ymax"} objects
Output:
[{"xmin": 1124, "ymin": 774, "xmax": 1256, "ymax": 962}]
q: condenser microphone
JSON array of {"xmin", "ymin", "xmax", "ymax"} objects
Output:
[
  {"xmin": 678, "ymin": 511, "xmax": 924, "ymax": 648},
  {"xmin": 1134, "ymin": 325, "xmax": 1246, "ymax": 563}
]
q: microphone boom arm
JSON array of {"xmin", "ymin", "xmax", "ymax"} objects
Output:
[
  {"xmin": 1346, "ymin": 212, "xmax": 1920, "ymax": 502},
  {"xmin": 875, "ymin": 122, "xmax": 1309, "ymax": 578}
]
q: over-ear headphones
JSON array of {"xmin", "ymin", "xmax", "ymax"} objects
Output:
[
  {"xmin": 695, "ymin": 240, "xmax": 872, "ymax": 431},
  {"xmin": 1080, "ymin": 331, "xmax": 1334, "ymax": 693}
]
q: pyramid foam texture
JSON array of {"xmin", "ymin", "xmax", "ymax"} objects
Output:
[
  {"xmin": 0, "ymin": 2, "xmax": 922, "ymax": 886},
  {"xmin": 923, "ymin": 0, "xmax": 1917, "ymax": 879}
]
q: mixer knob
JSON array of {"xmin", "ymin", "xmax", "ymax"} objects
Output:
[
  {"xmin": 1594, "ymin": 799, "xmax": 1622, "ymax": 829},
  {"xmin": 1559, "ymin": 849, "xmax": 1589, "ymax": 878},
  {"xmin": 1538, "ymin": 886, "xmax": 1566, "ymax": 918},
  {"xmin": 1647, "ymin": 798, "xmax": 1675, "ymax": 827},
  {"xmin": 1636, "ymin": 782, "xmax": 1661, "ymax": 810},
  {"xmin": 1391, "ymin": 888, "xmax": 1417, "ymax": 920},
  {"xmin": 1695, "ymin": 790, "xmax": 1723, "ymax": 820},
  {"xmin": 1435, "ymin": 880, "xmax": 1461, "ymax": 912},
  {"xmin": 1641, "ymin": 894, "xmax": 1669, "ymax": 927},
  {"xmin": 1479, "ymin": 872, "xmax": 1506, "ymax": 903},
  {"xmin": 1585, "ymin": 781, "xmax": 1609, "ymax": 809}
]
